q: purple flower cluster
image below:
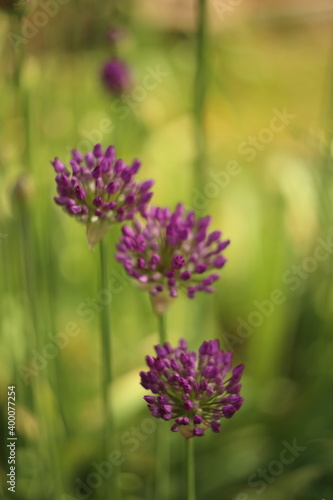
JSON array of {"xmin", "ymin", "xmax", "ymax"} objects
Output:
[
  {"xmin": 52, "ymin": 144, "xmax": 154, "ymax": 248},
  {"xmin": 101, "ymin": 58, "xmax": 131, "ymax": 95},
  {"xmin": 115, "ymin": 203, "xmax": 230, "ymax": 301},
  {"xmin": 140, "ymin": 339, "xmax": 244, "ymax": 439}
]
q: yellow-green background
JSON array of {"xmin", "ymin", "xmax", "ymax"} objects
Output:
[{"xmin": 0, "ymin": 1, "xmax": 332, "ymax": 499}]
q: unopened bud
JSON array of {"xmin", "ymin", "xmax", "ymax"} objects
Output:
[
  {"xmin": 150, "ymin": 293, "xmax": 173, "ymax": 317},
  {"xmin": 12, "ymin": 173, "xmax": 34, "ymax": 204}
]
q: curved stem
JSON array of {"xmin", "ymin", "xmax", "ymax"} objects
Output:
[{"xmin": 187, "ymin": 439, "xmax": 196, "ymax": 500}]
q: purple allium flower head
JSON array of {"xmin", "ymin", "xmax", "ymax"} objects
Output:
[
  {"xmin": 116, "ymin": 203, "xmax": 230, "ymax": 313},
  {"xmin": 140, "ymin": 339, "xmax": 244, "ymax": 439},
  {"xmin": 101, "ymin": 58, "xmax": 131, "ymax": 95},
  {"xmin": 51, "ymin": 145, "xmax": 154, "ymax": 249}
]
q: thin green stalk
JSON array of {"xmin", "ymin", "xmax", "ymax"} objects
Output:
[
  {"xmin": 11, "ymin": 15, "xmax": 32, "ymax": 171},
  {"xmin": 155, "ymin": 424, "xmax": 170, "ymax": 500},
  {"xmin": 18, "ymin": 204, "xmax": 38, "ymax": 340},
  {"xmin": 158, "ymin": 314, "xmax": 167, "ymax": 344},
  {"xmin": 187, "ymin": 439, "xmax": 196, "ymax": 500},
  {"xmin": 99, "ymin": 239, "xmax": 121, "ymax": 500},
  {"xmin": 319, "ymin": 33, "xmax": 333, "ymax": 230},
  {"xmin": 313, "ymin": 25, "xmax": 333, "ymax": 324},
  {"xmin": 192, "ymin": 0, "xmax": 210, "ymax": 348},
  {"xmin": 154, "ymin": 314, "xmax": 169, "ymax": 500},
  {"xmin": 193, "ymin": 0, "xmax": 208, "ymax": 189},
  {"xmin": 18, "ymin": 201, "xmax": 65, "ymax": 500},
  {"xmin": 99, "ymin": 238, "xmax": 114, "ymax": 500},
  {"xmin": 99, "ymin": 238, "xmax": 112, "ymax": 404},
  {"xmin": 42, "ymin": 229, "xmax": 69, "ymax": 437},
  {"xmin": 12, "ymin": 15, "xmax": 23, "ymax": 91},
  {"xmin": 17, "ymin": 204, "xmax": 50, "ymax": 498},
  {"xmin": 12, "ymin": 12, "xmax": 52, "ymax": 493},
  {"xmin": 11, "ymin": 12, "xmax": 63, "ymax": 498}
]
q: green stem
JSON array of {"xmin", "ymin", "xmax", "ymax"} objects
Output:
[
  {"xmin": 12, "ymin": 15, "xmax": 23, "ymax": 91},
  {"xmin": 187, "ymin": 439, "xmax": 196, "ymax": 500},
  {"xmin": 12, "ymin": 12, "xmax": 54, "ymax": 495},
  {"xmin": 17, "ymin": 204, "xmax": 51, "ymax": 498},
  {"xmin": 11, "ymin": 15, "xmax": 32, "ymax": 171},
  {"xmin": 155, "ymin": 423, "xmax": 170, "ymax": 500},
  {"xmin": 155, "ymin": 314, "xmax": 169, "ymax": 500},
  {"xmin": 99, "ymin": 238, "xmax": 114, "ymax": 499},
  {"xmin": 193, "ymin": 0, "xmax": 208, "ymax": 189},
  {"xmin": 99, "ymin": 239, "xmax": 112, "ymax": 393},
  {"xmin": 158, "ymin": 314, "xmax": 167, "ymax": 344}
]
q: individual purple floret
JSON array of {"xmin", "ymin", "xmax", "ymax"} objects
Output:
[
  {"xmin": 51, "ymin": 144, "xmax": 154, "ymax": 249},
  {"xmin": 101, "ymin": 58, "xmax": 131, "ymax": 94},
  {"xmin": 140, "ymin": 339, "xmax": 244, "ymax": 439},
  {"xmin": 115, "ymin": 203, "xmax": 230, "ymax": 310}
]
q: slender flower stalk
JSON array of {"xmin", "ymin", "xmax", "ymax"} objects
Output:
[
  {"xmin": 316, "ymin": 29, "xmax": 333, "ymax": 319},
  {"xmin": 99, "ymin": 239, "xmax": 112, "ymax": 401},
  {"xmin": 187, "ymin": 438, "xmax": 196, "ymax": 500},
  {"xmin": 155, "ymin": 314, "xmax": 170, "ymax": 500},
  {"xmin": 192, "ymin": 0, "xmax": 210, "ymax": 359},
  {"xmin": 9, "ymin": 6, "xmax": 60, "ymax": 495},
  {"xmin": 15, "ymin": 187, "xmax": 50, "ymax": 497},
  {"xmin": 158, "ymin": 314, "xmax": 167, "ymax": 345},
  {"xmin": 194, "ymin": 0, "xmax": 208, "ymax": 189},
  {"xmin": 99, "ymin": 237, "xmax": 115, "ymax": 500}
]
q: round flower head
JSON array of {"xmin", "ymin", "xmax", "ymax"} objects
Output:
[
  {"xmin": 101, "ymin": 58, "xmax": 131, "ymax": 95},
  {"xmin": 140, "ymin": 339, "xmax": 244, "ymax": 439},
  {"xmin": 52, "ymin": 144, "xmax": 154, "ymax": 249},
  {"xmin": 116, "ymin": 204, "xmax": 230, "ymax": 313}
]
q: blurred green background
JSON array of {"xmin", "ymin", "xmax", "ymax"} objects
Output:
[{"xmin": 0, "ymin": 1, "xmax": 333, "ymax": 499}]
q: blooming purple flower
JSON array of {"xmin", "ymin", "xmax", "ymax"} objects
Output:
[
  {"xmin": 140, "ymin": 339, "xmax": 244, "ymax": 439},
  {"xmin": 51, "ymin": 144, "xmax": 154, "ymax": 249},
  {"xmin": 101, "ymin": 58, "xmax": 131, "ymax": 95},
  {"xmin": 115, "ymin": 204, "xmax": 230, "ymax": 310}
]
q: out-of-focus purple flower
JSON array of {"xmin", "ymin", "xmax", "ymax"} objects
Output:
[
  {"xmin": 107, "ymin": 27, "xmax": 127, "ymax": 44},
  {"xmin": 140, "ymin": 339, "xmax": 244, "ymax": 439},
  {"xmin": 101, "ymin": 58, "xmax": 131, "ymax": 95},
  {"xmin": 51, "ymin": 144, "xmax": 154, "ymax": 249},
  {"xmin": 0, "ymin": 0, "xmax": 36, "ymax": 15},
  {"xmin": 115, "ymin": 203, "xmax": 230, "ymax": 312}
]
